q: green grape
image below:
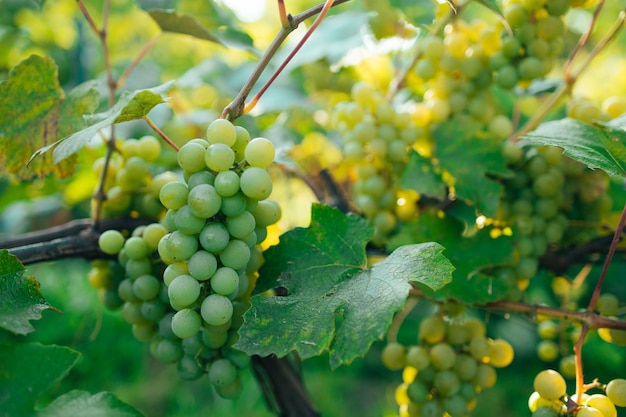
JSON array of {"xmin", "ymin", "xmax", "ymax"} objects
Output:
[
  {"xmin": 142, "ymin": 223, "xmax": 168, "ymax": 250},
  {"xmin": 421, "ymin": 400, "xmax": 443, "ymax": 417},
  {"xmin": 98, "ymin": 230, "xmax": 125, "ymax": 255},
  {"xmin": 214, "ymin": 170, "xmax": 240, "ymax": 197},
  {"xmin": 132, "ymin": 274, "xmax": 161, "ymax": 301},
  {"xmin": 469, "ymin": 336, "xmax": 491, "ymax": 360},
  {"xmin": 167, "ymin": 274, "xmax": 201, "ymax": 309},
  {"xmin": 125, "ymin": 258, "xmax": 152, "ymax": 280},
  {"xmin": 537, "ymin": 340, "xmax": 559, "ymax": 362},
  {"xmin": 202, "ymin": 327, "xmax": 229, "ymax": 349},
  {"xmin": 434, "ymin": 370, "xmax": 461, "ymax": 396},
  {"xmin": 446, "ymin": 323, "xmax": 470, "ymax": 346},
  {"xmin": 532, "ymin": 407, "xmax": 559, "ymax": 417},
  {"xmin": 251, "ymin": 200, "xmax": 281, "ymax": 227},
  {"xmin": 188, "ymin": 250, "xmax": 217, "ymax": 281},
  {"xmin": 585, "ymin": 394, "xmax": 617, "ymax": 417},
  {"xmin": 177, "ymin": 355, "xmax": 204, "ymax": 381},
  {"xmin": 406, "ymin": 345, "xmax": 431, "ymax": 371},
  {"xmin": 141, "ymin": 300, "xmax": 166, "ymax": 322},
  {"xmin": 232, "ymin": 126, "xmax": 251, "ymax": 162},
  {"xmin": 132, "ymin": 322, "xmax": 156, "ymax": 342},
  {"xmin": 177, "ymin": 142, "xmax": 207, "ymax": 173},
  {"xmin": 559, "ymin": 355, "xmax": 576, "ymax": 378},
  {"xmin": 225, "ymin": 211, "xmax": 256, "ymax": 239},
  {"xmin": 577, "ymin": 407, "xmax": 605, "ymax": 417},
  {"xmin": 160, "ymin": 182, "xmax": 189, "ymax": 210},
  {"xmin": 136, "ymin": 135, "xmax": 161, "ymax": 161},
  {"xmin": 181, "ymin": 333, "xmax": 203, "ymax": 356},
  {"xmin": 122, "ymin": 301, "xmax": 148, "ymax": 325},
  {"xmin": 174, "ymin": 205, "xmax": 206, "ymax": 235},
  {"xmin": 474, "ymin": 363, "xmax": 497, "ymax": 389},
  {"xmin": 154, "ymin": 338, "xmax": 184, "ymax": 363},
  {"xmin": 219, "ymin": 239, "xmax": 251, "ymax": 270},
  {"xmin": 163, "ymin": 262, "xmax": 188, "ymax": 286},
  {"xmin": 407, "ymin": 379, "xmax": 429, "ymax": 403},
  {"xmin": 419, "ymin": 316, "xmax": 446, "ymax": 343},
  {"xmin": 381, "ymin": 342, "xmax": 406, "ymax": 371},
  {"xmin": 123, "ymin": 236, "xmax": 149, "ymax": 260},
  {"xmin": 187, "ymin": 183, "xmax": 222, "ymax": 219},
  {"xmin": 221, "ymin": 192, "xmax": 249, "ymax": 217},
  {"xmin": 606, "ymin": 379, "xmax": 626, "ymax": 407},
  {"xmin": 210, "ymin": 267, "xmax": 240, "ymax": 296},
  {"xmin": 171, "ymin": 308, "xmax": 202, "ymax": 339},
  {"xmin": 201, "ymin": 294, "xmax": 234, "ymax": 326},
  {"xmin": 488, "ymin": 338, "xmax": 514, "ymax": 368},
  {"xmin": 244, "ymin": 137, "xmax": 275, "ymax": 168},
  {"xmin": 164, "ymin": 231, "xmax": 198, "ymax": 261},
  {"xmin": 206, "ymin": 118, "xmax": 237, "ymax": 147},
  {"xmin": 187, "ymin": 170, "xmax": 215, "ymax": 189},
  {"xmin": 118, "ymin": 279, "xmax": 139, "ymax": 303},
  {"xmin": 596, "ymin": 293, "xmax": 620, "ymax": 316},
  {"xmin": 214, "ymin": 376, "xmax": 243, "ymax": 399},
  {"xmin": 533, "ymin": 369, "xmax": 567, "ymax": 401},
  {"xmin": 442, "ymin": 395, "xmax": 467, "ymax": 417},
  {"xmin": 205, "ymin": 143, "xmax": 235, "ymax": 172},
  {"xmin": 429, "ymin": 343, "xmax": 456, "ymax": 370},
  {"xmin": 240, "ymin": 167, "xmax": 273, "ymax": 200},
  {"xmin": 463, "ymin": 317, "xmax": 486, "ymax": 339},
  {"xmin": 199, "ymin": 222, "xmax": 230, "ymax": 253},
  {"xmin": 453, "ymin": 354, "xmax": 478, "ymax": 380}
]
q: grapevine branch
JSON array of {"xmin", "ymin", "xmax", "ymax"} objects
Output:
[{"xmin": 221, "ymin": 0, "xmax": 351, "ymax": 121}]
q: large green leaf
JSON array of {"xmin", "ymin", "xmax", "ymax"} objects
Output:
[
  {"xmin": 236, "ymin": 204, "xmax": 453, "ymax": 368},
  {"xmin": 388, "ymin": 212, "xmax": 515, "ymax": 304},
  {"xmin": 148, "ymin": 10, "xmax": 256, "ymax": 53},
  {"xmin": 0, "ymin": 250, "xmax": 53, "ymax": 335},
  {"xmin": 0, "ymin": 55, "xmax": 99, "ymax": 179},
  {"xmin": 37, "ymin": 390, "xmax": 143, "ymax": 417},
  {"xmin": 0, "ymin": 343, "xmax": 79, "ymax": 417},
  {"xmin": 523, "ymin": 118, "xmax": 626, "ymax": 177},
  {"xmin": 434, "ymin": 121, "xmax": 513, "ymax": 217},
  {"xmin": 29, "ymin": 81, "xmax": 174, "ymax": 166}
]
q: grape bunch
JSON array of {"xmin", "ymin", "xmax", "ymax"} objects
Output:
[
  {"xmin": 382, "ymin": 314, "xmax": 514, "ymax": 417},
  {"xmin": 529, "ymin": 369, "xmax": 626, "ymax": 417},
  {"xmin": 332, "ymin": 81, "xmax": 423, "ymax": 245},
  {"xmin": 95, "ymin": 119, "xmax": 281, "ymax": 397},
  {"xmin": 491, "ymin": 144, "xmax": 611, "ymax": 293}
]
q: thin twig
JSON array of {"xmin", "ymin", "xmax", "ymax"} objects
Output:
[
  {"xmin": 144, "ymin": 116, "xmax": 179, "ymax": 151},
  {"xmin": 563, "ymin": 0, "xmax": 605, "ymax": 83},
  {"xmin": 116, "ymin": 33, "xmax": 162, "ymax": 89}
]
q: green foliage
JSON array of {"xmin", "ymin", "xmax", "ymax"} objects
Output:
[
  {"xmin": 0, "ymin": 250, "xmax": 53, "ymax": 335},
  {"xmin": 36, "ymin": 390, "xmax": 144, "ymax": 417},
  {"xmin": 237, "ymin": 204, "xmax": 453, "ymax": 368},
  {"xmin": 0, "ymin": 55, "xmax": 99, "ymax": 179},
  {"xmin": 524, "ymin": 118, "xmax": 626, "ymax": 177}
]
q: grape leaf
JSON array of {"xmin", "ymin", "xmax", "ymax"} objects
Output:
[
  {"xmin": 523, "ymin": 118, "xmax": 626, "ymax": 177},
  {"xmin": 36, "ymin": 390, "xmax": 143, "ymax": 417},
  {"xmin": 0, "ymin": 55, "xmax": 99, "ymax": 179},
  {"xmin": 388, "ymin": 212, "xmax": 515, "ymax": 304},
  {"xmin": 148, "ymin": 10, "xmax": 256, "ymax": 53},
  {"xmin": 401, "ymin": 150, "xmax": 447, "ymax": 200},
  {"xmin": 0, "ymin": 250, "xmax": 54, "ymax": 335},
  {"xmin": 434, "ymin": 121, "xmax": 513, "ymax": 217},
  {"xmin": 0, "ymin": 343, "xmax": 79, "ymax": 417},
  {"xmin": 29, "ymin": 81, "xmax": 174, "ymax": 166},
  {"xmin": 236, "ymin": 204, "xmax": 454, "ymax": 368}
]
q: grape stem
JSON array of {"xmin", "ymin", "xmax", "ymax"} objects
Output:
[
  {"xmin": 221, "ymin": 0, "xmax": 351, "ymax": 121},
  {"xmin": 143, "ymin": 115, "xmax": 179, "ymax": 151},
  {"xmin": 387, "ymin": 297, "xmax": 418, "ymax": 344}
]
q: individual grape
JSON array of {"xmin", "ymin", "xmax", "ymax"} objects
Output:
[
  {"xmin": 407, "ymin": 379, "xmax": 430, "ymax": 403},
  {"xmin": 132, "ymin": 322, "xmax": 156, "ymax": 342},
  {"xmin": 167, "ymin": 274, "xmax": 201, "ymax": 309},
  {"xmin": 434, "ymin": 370, "xmax": 461, "ymax": 396},
  {"xmin": 142, "ymin": 223, "xmax": 168, "ymax": 250},
  {"xmin": 429, "ymin": 343, "xmax": 456, "ymax": 370},
  {"xmin": 214, "ymin": 376, "xmax": 243, "ymax": 399},
  {"xmin": 177, "ymin": 355, "xmax": 204, "ymax": 381},
  {"xmin": 206, "ymin": 118, "xmax": 237, "ymax": 147},
  {"xmin": 122, "ymin": 301, "xmax": 148, "ymax": 325},
  {"xmin": 534, "ymin": 369, "xmax": 567, "ymax": 401},
  {"xmin": 199, "ymin": 222, "xmax": 230, "ymax": 253},
  {"xmin": 174, "ymin": 205, "xmax": 206, "ymax": 235},
  {"xmin": 98, "ymin": 230, "xmax": 126, "ymax": 255},
  {"xmin": 160, "ymin": 182, "xmax": 189, "ymax": 210},
  {"xmin": 419, "ymin": 316, "xmax": 446, "ymax": 343},
  {"xmin": 406, "ymin": 345, "xmax": 430, "ymax": 371},
  {"xmin": 219, "ymin": 239, "xmax": 251, "ymax": 270},
  {"xmin": 453, "ymin": 354, "xmax": 478, "ymax": 381},
  {"xmin": 221, "ymin": 192, "xmax": 248, "ymax": 217},
  {"xmin": 596, "ymin": 293, "xmax": 620, "ymax": 316},
  {"xmin": 537, "ymin": 340, "xmax": 559, "ymax": 362},
  {"xmin": 381, "ymin": 342, "xmax": 407, "ymax": 371},
  {"xmin": 251, "ymin": 200, "xmax": 281, "ymax": 227},
  {"xmin": 205, "ymin": 143, "xmax": 235, "ymax": 172},
  {"xmin": 532, "ymin": 407, "xmax": 559, "ymax": 417},
  {"xmin": 244, "ymin": 137, "xmax": 275, "ymax": 168},
  {"xmin": 164, "ymin": 231, "xmax": 198, "ymax": 261},
  {"xmin": 210, "ymin": 267, "xmax": 240, "ymax": 296},
  {"xmin": 214, "ymin": 170, "xmax": 240, "ymax": 197},
  {"xmin": 469, "ymin": 335, "xmax": 491, "ymax": 360},
  {"xmin": 488, "ymin": 338, "xmax": 514, "ymax": 368},
  {"xmin": 208, "ymin": 358, "xmax": 238, "ymax": 387},
  {"xmin": 125, "ymin": 258, "xmax": 153, "ymax": 279},
  {"xmin": 187, "ymin": 170, "xmax": 215, "ymax": 189},
  {"xmin": 585, "ymin": 394, "xmax": 617, "ymax": 417},
  {"xmin": 141, "ymin": 299, "xmax": 166, "ymax": 322},
  {"xmin": 187, "ymin": 184, "xmax": 222, "ymax": 219},
  {"xmin": 225, "ymin": 211, "xmax": 256, "ymax": 239},
  {"xmin": 232, "ymin": 126, "xmax": 251, "ymax": 162},
  {"xmin": 187, "ymin": 250, "xmax": 218, "ymax": 281},
  {"xmin": 177, "ymin": 142, "xmax": 207, "ymax": 173},
  {"xmin": 202, "ymin": 327, "xmax": 229, "ymax": 349},
  {"xmin": 132, "ymin": 274, "xmax": 161, "ymax": 301},
  {"xmin": 239, "ymin": 167, "xmax": 273, "ymax": 201},
  {"xmin": 606, "ymin": 379, "xmax": 626, "ymax": 407},
  {"xmin": 123, "ymin": 236, "xmax": 149, "ymax": 260},
  {"xmin": 201, "ymin": 294, "xmax": 234, "ymax": 326},
  {"xmin": 474, "ymin": 363, "xmax": 497, "ymax": 389},
  {"xmin": 154, "ymin": 338, "xmax": 184, "ymax": 363},
  {"xmin": 171, "ymin": 308, "xmax": 202, "ymax": 339}
]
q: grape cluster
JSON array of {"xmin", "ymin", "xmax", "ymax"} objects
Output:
[
  {"xmin": 332, "ymin": 81, "xmax": 423, "ymax": 244},
  {"xmin": 382, "ymin": 315, "xmax": 514, "ymax": 417},
  {"xmin": 529, "ymin": 369, "xmax": 626, "ymax": 417},
  {"xmin": 95, "ymin": 119, "xmax": 281, "ymax": 397},
  {"xmin": 492, "ymin": 144, "xmax": 610, "ymax": 292}
]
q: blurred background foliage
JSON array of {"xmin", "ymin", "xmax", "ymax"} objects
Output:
[{"xmin": 1, "ymin": 0, "xmax": 626, "ymax": 416}]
